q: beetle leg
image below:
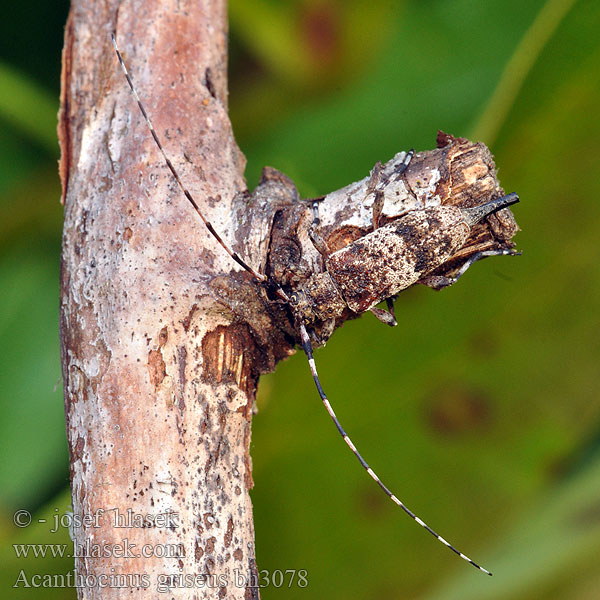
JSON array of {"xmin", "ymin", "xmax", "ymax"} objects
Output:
[
  {"xmin": 392, "ymin": 148, "xmax": 414, "ymax": 182},
  {"xmin": 369, "ymin": 306, "xmax": 397, "ymax": 327},
  {"xmin": 371, "ymin": 150, "xmax": 414, "ymax": 230},
  {"xmin": 386, "ymin": 296, "xmax": 397, "ymax": 321},
  {"xmin": 372, "ymin": 189, "xmax": 385, "ymax": 231},
  {"xmin": 310, "ymin": 198, "xmax": 322, "ymax": 228},
  {"xmin": 308, "ymin": 228, "xmax": 331, "ymax": 258},
  {"xmin": 308, "ymin": 198, "xmax": 331, "ymax": 258},
  {"xmin": 367, "ymin": 161, "xmax": 384, "ymax": 230},
  {"xmin": 421, "ymin": 249, "xmax": 521, "ymax": 290}
]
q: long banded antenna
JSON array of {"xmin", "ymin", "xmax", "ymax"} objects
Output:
[
  {"xmin": 298, "ymin": 322, "xmax": 492, "ymax": 575},
  {"xmin": 111, "ymin": 33, "xmax": 266, "ymax": 284}
]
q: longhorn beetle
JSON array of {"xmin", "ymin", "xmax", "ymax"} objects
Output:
[{"xmin": 112, "ymin": 33, "xmax": 519, "ymax": 576}]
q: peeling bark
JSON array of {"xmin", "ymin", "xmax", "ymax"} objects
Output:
[{"xmin": 59, "ymin": 2, "xmax": 518, "ymax": 599}]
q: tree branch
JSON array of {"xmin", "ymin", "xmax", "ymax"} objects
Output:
[{"xmin": 60, "ymin": 2, "xmax": 263, "ymax": 598}]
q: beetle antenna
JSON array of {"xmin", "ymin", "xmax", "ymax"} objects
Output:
[
  {"xmin": 461, "ymin": 193, "xmax": 519, "ymax": 226},
  {"xmin": 298, "ymin": 321, "xmax": 492, "ymax": 575},
  {"xmin": 111, "ymin": 33, "xmax": 267, "ymax": 284}
]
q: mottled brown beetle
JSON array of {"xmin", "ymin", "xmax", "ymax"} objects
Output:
[
  {"xmin": 290, "ymin": 194, "xmax": 519, "ymax": 326},
  {"xmin": 113, "ymin": 34, "xmax": 520, "ymax": 576}
]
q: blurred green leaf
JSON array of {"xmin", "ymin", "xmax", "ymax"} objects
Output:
[
  {"xmin": 230, "ymin": 0, "xmax": 309, "ymax": 83},
  {"xmin": 0, "ymin": 61, "xmax": 58, "ymax": 154},
  {"xmin": 230, "ymin": 0, "xmax": 394, "ymax": 86},
  {"xmin": 0, "ymin": 241, "xmax": 68, "ymax": 509},
  {"xmin": 229, "ymin": 0, "xmax": 397, "ymax": 140},
  {"xmin": 426, "ymin": 445, "xmax": 600, "ymax": 600},
  {"xmin": 0, "ymin": 167, "xmax": 62, "ymax": 246},
  {"xmin": 473, "ymin": 0, "xmax": 578, "ymax": 145}
]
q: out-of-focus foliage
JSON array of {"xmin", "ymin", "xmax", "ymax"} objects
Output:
[{"xmin": 1, "ymin": 0, "xmax": 599, "ymax": 599}]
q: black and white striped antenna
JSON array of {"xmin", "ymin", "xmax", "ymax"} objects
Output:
[
  {"xmin": 111, "ymin": 33, "xmax": 492, "ymax": 575},
  {"xmin": 298, "ymin": 322, "xmax": 491, "ymax": 574}
]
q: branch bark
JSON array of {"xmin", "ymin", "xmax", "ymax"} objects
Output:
[
  {"xmin": 59, "ymin": 3, "xmax": 518, "ymax": 599},
  {"xmin": 60, "ymin": 2, "xmax": 265, "ymax": 598}
]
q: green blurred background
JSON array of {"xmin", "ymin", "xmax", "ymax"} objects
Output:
[{"xmin": 1, "ymin": 0, "xmax": 599, "ymax": 598}]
